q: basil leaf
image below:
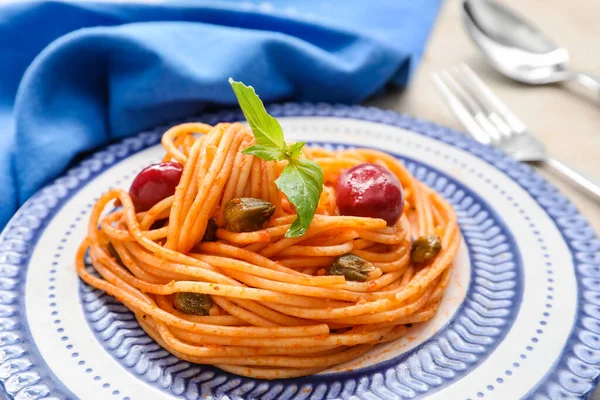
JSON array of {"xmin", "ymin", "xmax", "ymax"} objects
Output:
[
  {"xmin": 229, "ymin": 79, "xmax": 325, "ymax": 237},
  {"xmin": 275, "ymin": 158, "xmax": 324, "ymax": 237},
  {"xmin": 242, "ymin": 145, "xmax": 286, "ymax": 161},
  {"xmin": 287, "ymin": 142, "xmax": 305, "ymax": 159},
  {"xmin": 229, "ymin": 79, "xmax": 286, "ymax": 150}
]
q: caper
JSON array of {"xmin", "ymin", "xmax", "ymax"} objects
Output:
[
  {"xmin": 173, "ymin": 292, "xmax": 212, "ymax": 315},
  {"xmin": 411, "ymin": 235, "xmax": 442, "ymax": 264},
  {"xmin": 223, "ymin": 198, "xmax": 275, "ymax": 232},
  {"xmin": 326, "ymin": 253, "xmax": 375, "ymax": 282},
  {"xmin": 202, "ymin": 218, "xmax": 218, "ymax": 242}
]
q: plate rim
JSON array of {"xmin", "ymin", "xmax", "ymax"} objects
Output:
[{"xmin": 0, "ymin": 103, "xmax": 598, "ymax": 400}]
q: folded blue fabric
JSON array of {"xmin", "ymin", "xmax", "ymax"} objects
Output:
[{"xmin": 0, "ymin": 0, "xmax": 441, "ymax": 229}]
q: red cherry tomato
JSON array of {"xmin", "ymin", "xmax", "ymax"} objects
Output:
[
  {"xmin": 129, "ymin": 162, "xmax": 183, "ymax": 212},
  {"xmin": 336, "ymin": 163, "xmax": 404, "ymax": 225}
]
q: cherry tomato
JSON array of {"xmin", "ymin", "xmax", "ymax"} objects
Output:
[
  {"xmin": 129, "ymin": 162, "xmax": 183, "ymax": 212},
  {"xmin": 336, "ymin": 163, "xmax": 404, "ymax": 225}
]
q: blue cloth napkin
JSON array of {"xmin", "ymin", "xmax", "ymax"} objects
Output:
[{"xmin": 0, "ymin": 0, "xmax": 441, "ymax": 229}]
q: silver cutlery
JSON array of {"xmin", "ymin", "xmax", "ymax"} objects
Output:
[
  {"xmin": 432, "ymin": 64, "xmax": 600, "ymax": 201},
  {"xmin": 462, "ymin": 0, "xmax": 600, "ymax": 101}
]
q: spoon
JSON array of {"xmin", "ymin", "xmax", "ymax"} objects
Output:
[{"xmin": 462, "ymin": 0, "xmax": 600, "ymax": 100}]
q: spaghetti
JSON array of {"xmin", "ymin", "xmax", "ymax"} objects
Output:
[{"xmin": 75, "ymin": 122, "xmax": 461, "ymax": 379}]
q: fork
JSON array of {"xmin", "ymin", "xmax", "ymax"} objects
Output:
[{"xmin": 432, "ymin": 64, "xmax": 600, "ymax": 202}]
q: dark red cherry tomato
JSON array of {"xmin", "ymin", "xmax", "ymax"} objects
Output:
[
  {"xmin": 336, "ymin": 163, "xmax": 404, "ymax": 225},
  {"xmin": 129, "ymin": 162, "xmax": 183, "ymax": 212}
]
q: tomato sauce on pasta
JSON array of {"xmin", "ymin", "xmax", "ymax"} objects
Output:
[{"xmin": 75, "ymin": 122, "xmax": 461, "ymax": 379}]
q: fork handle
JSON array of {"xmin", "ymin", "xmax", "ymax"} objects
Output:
[{"xmin": 544, "ymin": 157, "xmax": 600, "ymax": 201}]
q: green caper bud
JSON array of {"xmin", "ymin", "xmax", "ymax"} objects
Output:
[
  {"xmin": 173, "ymin": 292, "xmax": 212, "ymax": 315},
  {"xmin": 223, "ymin": 198, "xmax": 275, "ymax": 232},
  {"xmin": 411, "ymin": 235, "xmax": 442, "ymax": 264},
  {"xmin": 326, "ymin": 253, "xmax": 375, "ymax": 282},
  {"xmin": 107, "ymin": 242, "xmax": 123, "ymax": 266},
  {"xmin": 202, "ymin": 218, "xmax": 218, "ymax": 242}
]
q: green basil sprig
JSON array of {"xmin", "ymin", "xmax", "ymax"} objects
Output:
[{"xmin": 229, "ymin": 79, "xmax": 324, "ymax": 237}]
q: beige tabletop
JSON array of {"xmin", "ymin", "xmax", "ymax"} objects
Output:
[{"xmin": 367, "ymin": 0, "xmax": 600, "ymax": 397}]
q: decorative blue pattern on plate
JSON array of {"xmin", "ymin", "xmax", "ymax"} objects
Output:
[{"xmin": 0, "ymin": 104, "xmax": 597, "ymax": 399}]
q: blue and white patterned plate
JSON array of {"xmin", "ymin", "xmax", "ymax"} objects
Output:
[{"xmin": 1, "ymin": 104, "xmax": 599, "ymax": 400}]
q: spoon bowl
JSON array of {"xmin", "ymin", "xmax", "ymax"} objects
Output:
[{"xmin": 462, "ymin": 0, "xmax": 600, "ymax": 97}]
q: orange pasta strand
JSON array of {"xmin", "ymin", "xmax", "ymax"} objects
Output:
[{"xmin": 75, "ymin": 121, "xmax": 461, "ymax": 379}]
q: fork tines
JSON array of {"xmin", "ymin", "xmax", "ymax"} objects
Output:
[{"xmin": 432, "ymin": 64, "xmax": 528, "ymax": 146}]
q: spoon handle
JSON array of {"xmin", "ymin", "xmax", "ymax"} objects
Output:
[
  {"xmin": 566, "ymin": 72, "xmax": 600, "ymax": 102},
  {"xmin": 544, "ymin": 157, "xmax": 600, "ymax": 201}
]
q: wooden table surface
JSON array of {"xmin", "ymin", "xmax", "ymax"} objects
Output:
[{"xmin": 367, "ymin": 0, "xmax": 600, "ymax": 397}]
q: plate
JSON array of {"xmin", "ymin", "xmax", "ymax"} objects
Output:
[{"xmin": 1, "ymin": 104, "xmax": 599, "ymax": 400}]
